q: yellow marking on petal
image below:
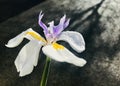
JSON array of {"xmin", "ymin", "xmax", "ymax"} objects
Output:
[
  {"xmin": 52, "ymin": 43, "xmax": 64, "ymax": 50},
  {"xmin": 26, "ymin": 31, "xmax": 46, "ymax": 42}
]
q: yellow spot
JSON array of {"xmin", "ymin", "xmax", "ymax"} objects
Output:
[
  {"xmin": 26, "ymin": 31, "xmax": 46, "ymax": 42},
  {"xmin": 52, "ymin": 43, "xmax": 64, "ymax": 50}
]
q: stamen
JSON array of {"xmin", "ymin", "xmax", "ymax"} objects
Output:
[
  {"xmin": 26, "ymin": 31, "xmax": 46, "ymax": 42},
  {"xmin": 52, "ymin": 43, "xmax": 64, "ymax": 50}
]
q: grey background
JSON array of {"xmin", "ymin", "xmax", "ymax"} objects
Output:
[{"xmin": 0, "ymin": 0, "xmax": 120, "ymax": 86}]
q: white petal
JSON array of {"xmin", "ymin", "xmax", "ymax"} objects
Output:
[
  {"xmin": 5, "ymin": 28, "xmax": 45, "ymax": 48},
  {"xmin": 57, "ymin": 31, "xmax": 85, "ymax": 53},
  {"xmin": 5, "ymin": 31, "xmax": 25, "ymax": 48},
  {"xmin": 5, "ymin": 28, "xmax": 33, "ymax": 48},
  {"xmin": 15, "ymin": 40, "xmax": 42, "ymax": 77},
  {"xmin": 24, "ymin": 28, "xmax": 45, "ymax": 42},
  {"xmin": 42, "ymin": 45, "xmax": 65, "ymax": 62},
  {"xmin": 42, "ymin": 44, "xmax": 86, "ymax": 67}
]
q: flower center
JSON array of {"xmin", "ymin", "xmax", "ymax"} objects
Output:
[{"xmin": 27, "ymin": 31, "xmax": 64, "ymax": 50}]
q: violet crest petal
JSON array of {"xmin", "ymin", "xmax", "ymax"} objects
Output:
[
  {"xmin": 38, "ymin": 11, "xmax": 48, "ymax": 35},
  {"xmin": 64, "ymin": 18, "xmax": 70, "ymax": 29},
  {"xmin": 53, "ymin": 15, "xmax": 67, "ymax": 36}
]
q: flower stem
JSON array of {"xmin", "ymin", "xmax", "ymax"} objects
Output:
[{"xmin": 40, "ymin": 57, "xmax": 51, "ymax": 86}]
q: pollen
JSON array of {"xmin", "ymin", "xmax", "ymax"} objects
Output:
[
  {"xmin": 52, "ymin": 43, "xmax": 64, "ymax": 50},
  {"xmin": 26, "ymin": 31, "xmax": 46, "ymax": 42}
]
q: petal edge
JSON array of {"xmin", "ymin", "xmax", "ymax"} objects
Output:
[
  {"xmin": 57, "ymin": 31, "xmax": 85, "ymax": 53},
  {"xmin": 42, "ymin": 44, "xmax": 86, "ymax": 67}
]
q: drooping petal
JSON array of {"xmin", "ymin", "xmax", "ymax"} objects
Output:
[
  {"xmin": 5, "ymin": 28, "xmax": 46, "ymax": 48},
  {"xmin": 42, "ymin": 43, "xmax": 86, "ymax": 67},
  {"xmin": 5, "ymin": 32, "xmax": 25, "ymax": 48},
  {"xmin": 38, "ymin": 11, "xmax": 48, "ymax": 35},
  {"xmin": 14, "ymin": 40, "xmax": 42, "ymax": 77},
  {"xmin": 57, "ymin": 31, "xmax": 85, "ymax": 53},
  {"xmin": 5, "ymin": 28, "xmax": 32, "ymax": 48}
]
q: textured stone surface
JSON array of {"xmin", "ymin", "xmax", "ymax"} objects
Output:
[{"xmin": 0, "ymin": 0, "xmax": 120, "ymax": 86}]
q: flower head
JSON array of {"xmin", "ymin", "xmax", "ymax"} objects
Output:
[
  {"xmin": 6, "ymin": 11, "xmax": 86, "ymax": 77},
  {"xmin": 38, "ymin": 11, "xmax": 70, "ymax": 43}
]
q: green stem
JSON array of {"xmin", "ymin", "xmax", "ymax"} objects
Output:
[{"xmin": 40, "ymin": 57, "xmax": 51, "ymax": 86}]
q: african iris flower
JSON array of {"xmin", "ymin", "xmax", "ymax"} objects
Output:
[{"xmin": 6, "ymin": 11, "xmax": 86, "ymax": 77}]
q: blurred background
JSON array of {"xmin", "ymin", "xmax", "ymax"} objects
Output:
[{"xmin": 0, "ymin": 0, "xmax": 45, "ymax": 22}]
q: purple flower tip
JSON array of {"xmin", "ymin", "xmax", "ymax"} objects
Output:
[{"xmin": 38, "ymin": 12, "xmax": 70, "ymax": 39}]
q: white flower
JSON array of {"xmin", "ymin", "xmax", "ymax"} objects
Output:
[{"xmin": 6, "ymin": 12, "xmax": 86, "ymax": 77}]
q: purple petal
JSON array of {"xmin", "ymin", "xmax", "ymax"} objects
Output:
[
  {"xmin": 38, "ymin": 11, "xmax": 48, "ymax": 35},
  {"xmin": 53, "ymin": 15, "xmax": 66, "ymax": 34},
  {"xmin": 64, "ymin": 18, "xmax": 70, "ymax": 28},
  {"xmin": 53, "ymin": 15, "xmax": 70, "ymax": 37}
]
